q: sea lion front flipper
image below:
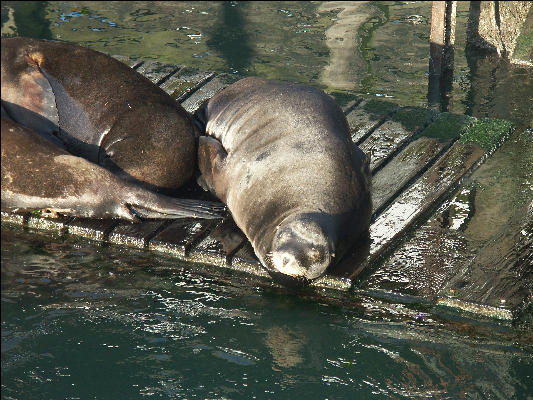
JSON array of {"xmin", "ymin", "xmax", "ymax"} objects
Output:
[
  {"xmin": 126, "ymin": 197, "xmax": 227, "ymax": 220},
  {"xmin": 1, "ymin": 117, "xmax": 225, "ymax": 221},
  {"xmin": 352, "ymin": 143, "xmax": 371, "ymax": 190},
  {"xmin": 197, "ymin": 136, "xmax": 228, "ymax": 202}
]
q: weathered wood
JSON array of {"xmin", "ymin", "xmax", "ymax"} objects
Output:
[
  {"xmin": 437, "ymin": 197, "xmax": 532, "ymax": 319},
  {"xmin": 180, "ymin": 74, "xmax": 241, "ymax": 114},
  {"xmin": 135, "ymin": 61, "xmax": 180, "ymax": 85},
  {"xmin": 370, "ymin": 110, "xmax": 467, "ymax": 215},
  {"xmin": 430, "ymin": 1, "xmax": 447, "ymax": 72},
  {"xmin": 148, "ymin": 219, "xmax": 216, "ymax": 257},
  {"xmin": 356, "ymin": 118, "xmax": 517, "ymax": 318},
  {"xmin": 159, "ymin": 67, "xmax": 215, "ymax": 100},
  {"xmin": 361, "ymin": 188, "xmax": 532, "ymax": 321},
  {"xmin": 187, "ymin": 219, "xmax": 246, "ymax": 266},
  {"xmin": 1, "ymin": 211, "xmax": 26, "ymax": 225},
  {"xmin": 230, "ymin": 242, "xmax": 270, "ymax": 278},
  {"xmin": 371, "ymin": 137, "xmax": 447, "ymax": 215},
  {"xmin": 111, "ymin": 55, "xmax": 143, "ymax": 69},
  {"xmin": 109, "ymin": 220, "xmax": 168, "ymax": 249},
  {"xmin": 345, "ymin": 99, "xmax": 399, "ymax": 143},
  {"xmin": 428, "ymin": 1, "xmax": 457, "ymax": 110},
  {"xmin": 27, "ymin": 214, "xmax": 72, "ymax": 234},
  {"xmin": 359, "ymin": 106, "xmax": 438, "ymax": 172},
  {"xmin": 66, "ymin": 218, "xmax": 118, "ymax": 241},
  {"xmin": 364, "ymin": 140, "xmax": 485, "ymax": 269}
]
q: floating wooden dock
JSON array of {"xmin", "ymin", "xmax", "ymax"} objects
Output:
[{"xmin": 2, "ymin": 56, "xmax": 530, "ymax": 321}]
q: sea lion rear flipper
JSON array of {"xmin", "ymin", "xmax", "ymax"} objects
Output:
[
  {"xmin": 127, "ymin": 197, "xmax": 227, "ymax": 220},
  {"xmin": 198, "ymin": 136, "xmax": 228, "ymax": 201}
]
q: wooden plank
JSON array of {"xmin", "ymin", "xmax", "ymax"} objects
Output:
[
  {"xmin": 368, "ymin": 111, "xmax": 469, "ymax": 216},
  {"xmin": 230, "ymin": 242, "xmax": 270, "ymax": 278},
  {"xmin": 188, "ymin": 218, "xmax": 246, "ymax": 265},
  {"xmin": 359, "ymin": 107, "xmax": 438, "ymax": 172},
  {"xmin": 345, "ymin": 99, "xmax": 399, "ymax": 143},
  {"xmin": 27, "ymin": 215, "xmax": 72, "ymax": 234},
  {"xmin": 356, "ymin": 119, "xmax": 516, "ymax": 310},
  {"xmin": 371, "ymin": 137, "xmax": 447, "ymax": 215},
  {"xmin": 66, "ymin": 218, "xmax": 118, "ymax": 241},
  {"xmin": 364, "ymin": 140, "xmax": 485, "ymax": 269},
  {"xmin": 369, "ymin": 112, "xmax": 480, "ymax": 216},
  {"xmin": 360, "ymin": 186, "xmax": 531, "ymax": 321},
  {"xmin": 109, "ymin": 220, "xmax": 168, "ymax": 249},
  {"xmin": 159, "ymin": 67, "xmax": 215, "ymax": 100},
  {"xmin": 1, "ymin": 211, "xmax": 26, "ymax": 226},
  {"xmin": 180, "ymin": 74, "xmax": 241, "ymax": 114},
  {"xmin": 436, "ymin": 189, "xmax": 532, "ymax": 318},
  {"xmin": 441, "ymin": 218, "xmax": 533, "ymax": 315},
  {"xmin": 135, "ymin": 61, "xmax": 180, "ymax": 85},
  {"xmin": 148, "ymin": 219, "xmax": 216, "ymax": 257}
]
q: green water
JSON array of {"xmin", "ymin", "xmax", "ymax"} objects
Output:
[
  {"xmin": 2, "ymin": 225, "xmax": 532, "ymax": 399},
  {"xmin": 2, "ymin": 1, "xmax": 533, "ymax": 399}
]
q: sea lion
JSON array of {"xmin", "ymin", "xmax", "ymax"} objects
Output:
[
  {"xmin": 197, "ymin": 77, "xmax": 371, "ymax": 282},
  {"xmin": 1, "ymin": 37, "xmax": 196, "ymax": 193},
  {"xmin": 1, "ymin": 117, "xmax": 224, "ymax": 220}
]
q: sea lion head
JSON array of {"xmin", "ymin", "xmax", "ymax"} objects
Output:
[{"xmin": 264, "ymin": 212, "xmax": 335, "ymax": 281}]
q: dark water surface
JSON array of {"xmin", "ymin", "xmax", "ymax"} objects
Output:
[
  {"xmin": 2, "ymin": 1, "xmax": 533, "ymax": 399},
  {"xmin": 2, "ymin": 225, "xmax": 533, "ymax": 399}
]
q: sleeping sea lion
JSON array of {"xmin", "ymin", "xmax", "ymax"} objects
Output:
[
  {"xmin": 1, "ymin": 37, "xmax": 196, "ymax": 193},
  {"xmin": 197, "ymin": 77, "xmax": 371, "ymax": 282},
  {"xmin": 1, "ymin": 117, "xmax": 224, "ymax": 220}
]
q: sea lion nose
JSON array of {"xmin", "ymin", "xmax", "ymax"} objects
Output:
[
  {"xmin": 272, "ymin": 248, "xmax": 306, "ymax": 278},
  {"xmin": 271, "ymin": 243, "xmax": 329, "ymax": 280}
]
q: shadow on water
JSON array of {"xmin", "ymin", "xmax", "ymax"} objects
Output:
[
  {"xmin": 2, "ymin": 1, "xmax": 53, "ymax": 40},
  {"xmin": 207, "ymin": 1, "xmax": 253, "ymax": 73}
]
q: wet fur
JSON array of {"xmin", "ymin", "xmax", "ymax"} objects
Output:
[{"xmin": 197, "ymin": 77, "xmax": 371, "ymax": 280}]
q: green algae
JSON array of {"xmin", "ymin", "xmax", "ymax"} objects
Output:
[
  {"xmin": 459, "ymin": 118, "xmax": 514, "ymax": 150},
  {"xmin": 414, "ymin": 112, "xmax": 512, "ymax": 150},
  {"xmin": 415, "ymin": 113, "xmax": 476, "ymax": 142}
]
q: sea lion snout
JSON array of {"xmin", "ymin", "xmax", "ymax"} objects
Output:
[{"xmin": 268, "ymin": 215, "xmax": 334, "ymax": 280}]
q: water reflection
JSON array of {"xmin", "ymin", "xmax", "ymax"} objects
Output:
[
  {"xmin": 318, "ymin": 1, "xmax": 379, "ymax": 91},
  {"xmin": 465, "ymin": 51, "xmax": 533, "ymax": 129},
  {"xmin": 1, "ymin": 1, "xmax": 53, "ymax": 39},
  {"xmin": 207, "ymin": 1, "xmax": 253, "ymax": 74},
  {"xmin": 265, "ymin": 326, "xmax": 305, "ymax": 369},
  {"xmin": 2, "ymin": 224, "xmax": 532, "ymax": 398}
]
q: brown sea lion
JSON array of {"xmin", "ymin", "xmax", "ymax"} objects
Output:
[
  {"xmin": 197, "ymin": 77, "xmax": 372, "ymax": 282},
  {"xmin": 1, "ymin": 117, "xmax": 224, "ymax": 220},
  {"xmin": 1, "ymin": 37, "xmax": 195, "ymax": 193}
]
